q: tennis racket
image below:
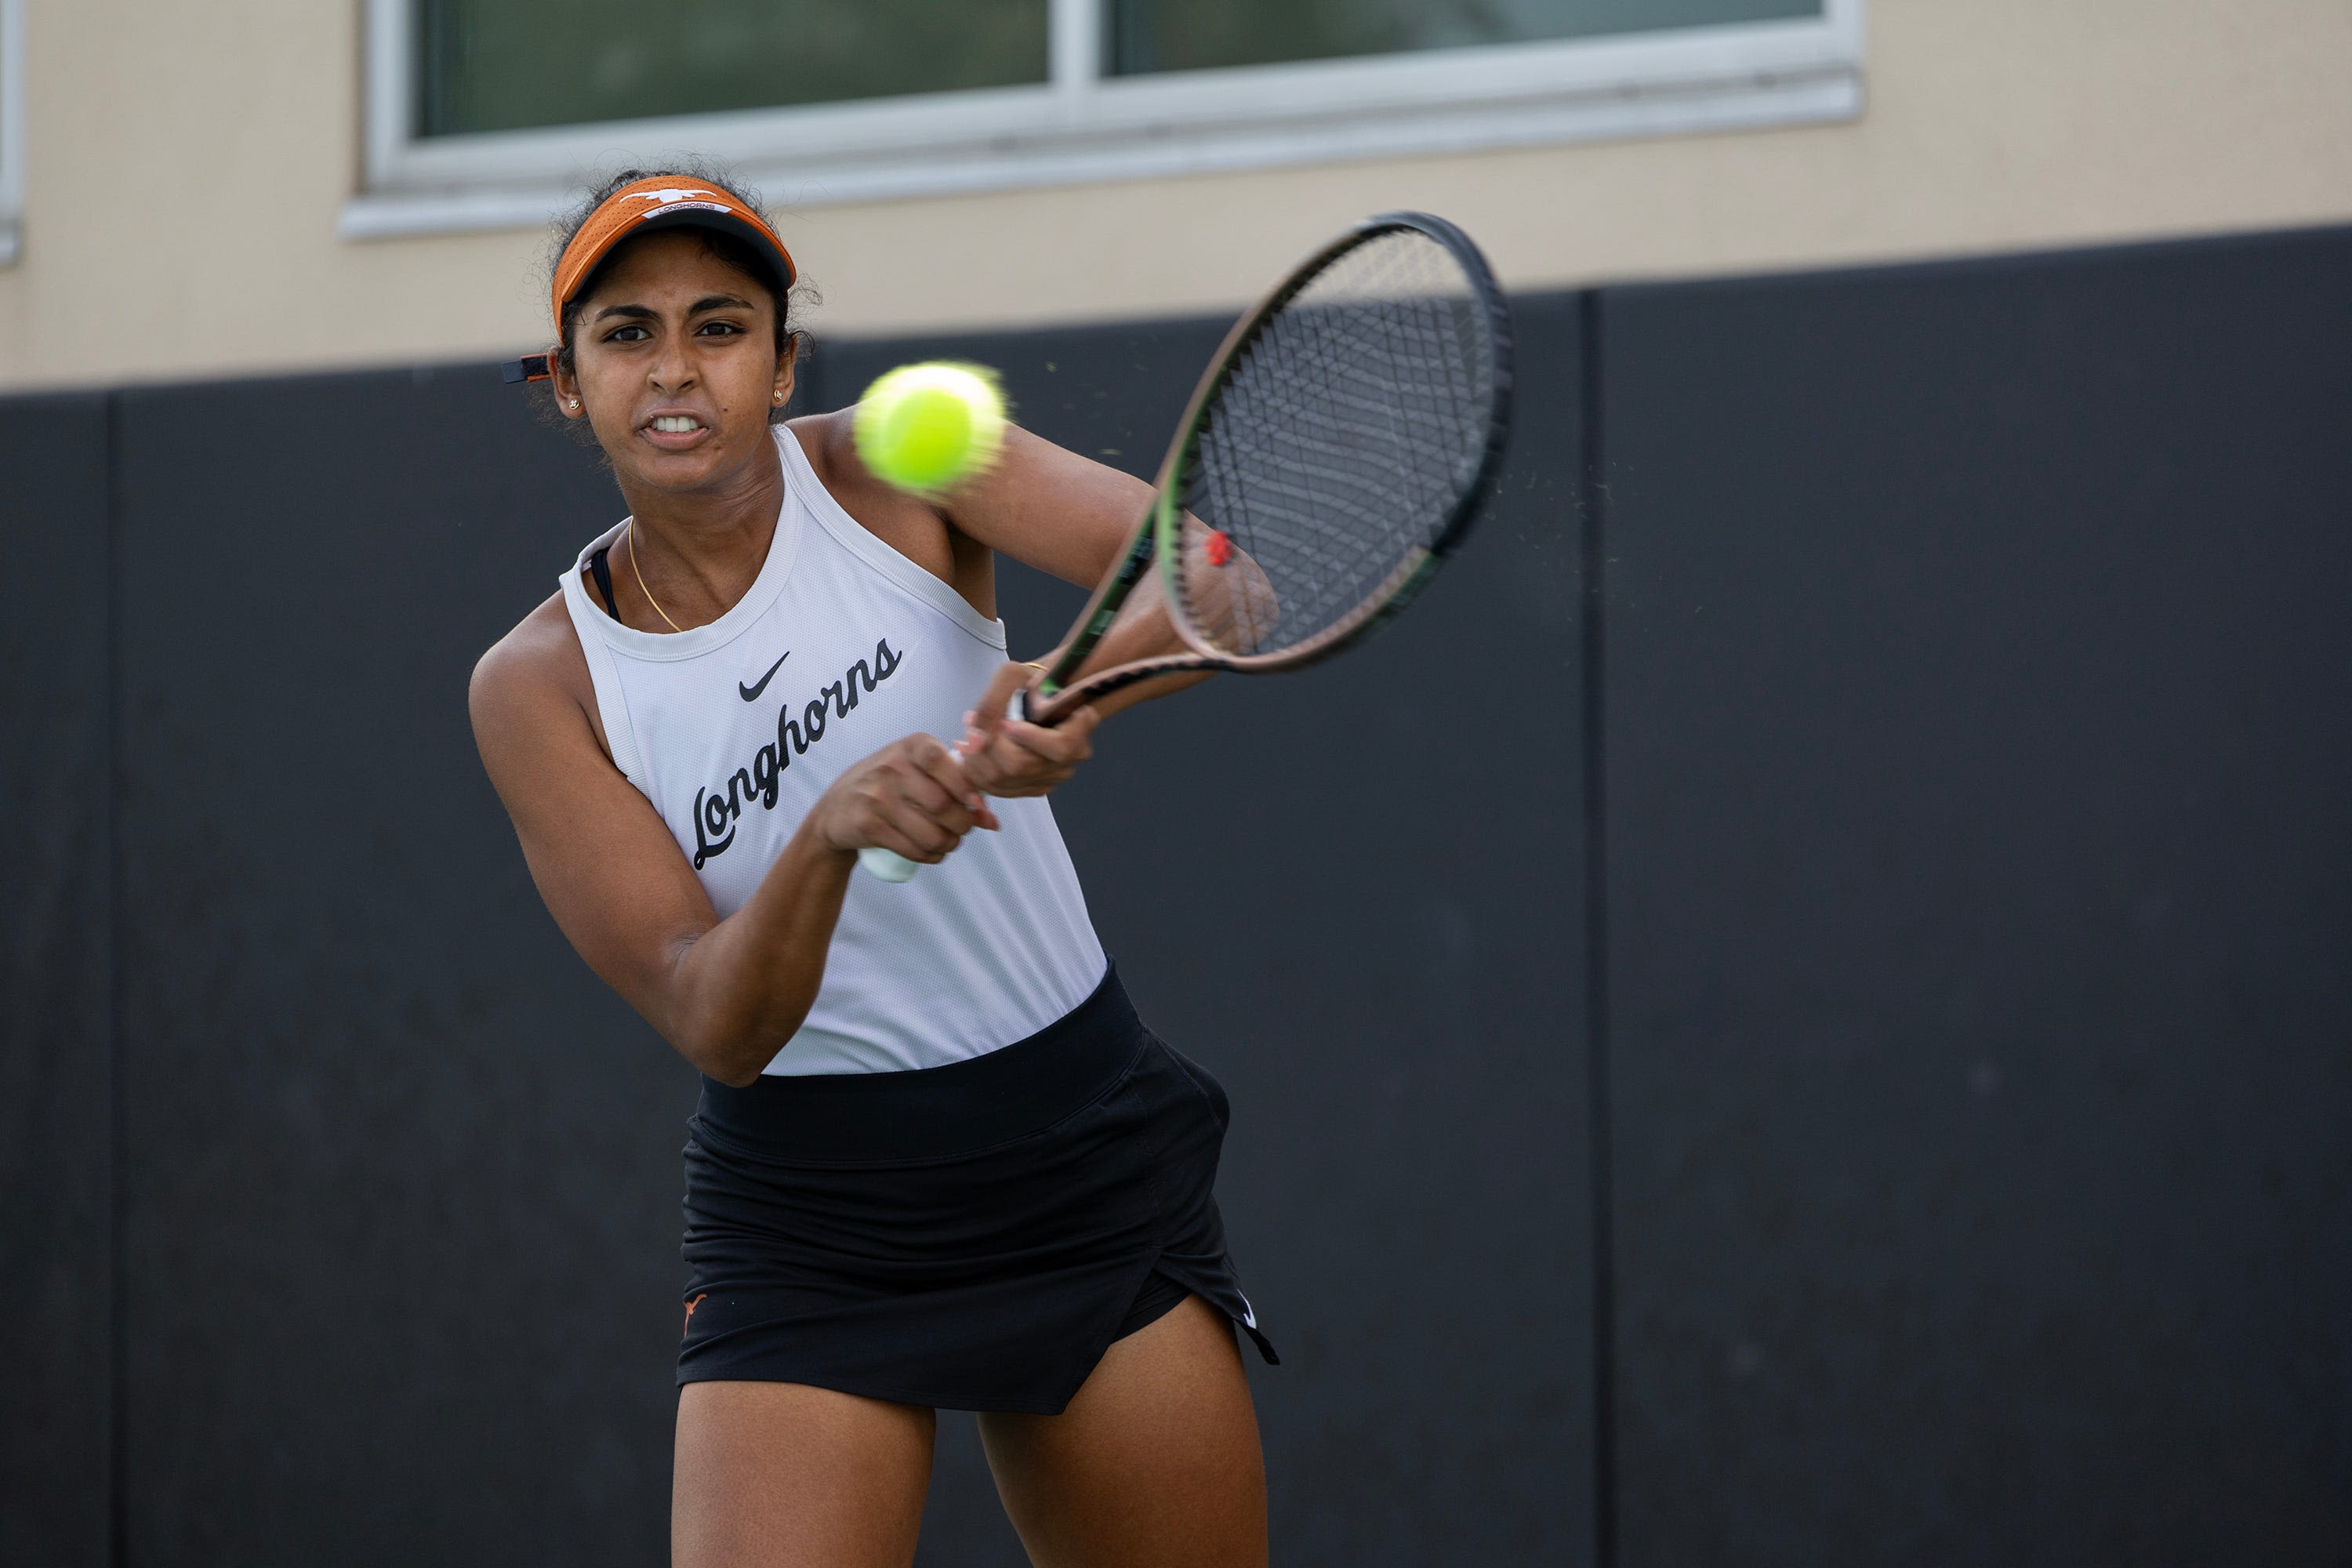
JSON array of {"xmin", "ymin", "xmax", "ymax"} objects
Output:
[{"xmin": 860, "ymin": 209, "xmax": 1513, "ymax": 883}]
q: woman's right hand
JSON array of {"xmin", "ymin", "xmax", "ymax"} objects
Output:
[{"xmin": 813, "ymin": 734, "xmax": 1000, "ymax": 866}]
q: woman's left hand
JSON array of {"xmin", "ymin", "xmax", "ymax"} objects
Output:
[{"xmin": 954, "ymin": 661, "xmax": 1101, "ymax": 797}]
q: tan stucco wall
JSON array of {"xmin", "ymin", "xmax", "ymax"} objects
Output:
[{"xmin": 1, "ymin": 0, "xmax": 2348, "ymax": 392}]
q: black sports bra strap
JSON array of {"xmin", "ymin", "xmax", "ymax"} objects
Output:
[{"xmin": 588, "ymin": 544, "xmax": 621, "ymax": 620}]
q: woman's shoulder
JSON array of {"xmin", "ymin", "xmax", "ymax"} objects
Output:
[
  {"xmin": 782, "ymin": 408, "xmax": 966, "ymax": 586},
  {"xmin": 469, "ymin": 590, "xmax": 607, "ymax": 757},
  {"xmin": 784, "ymin": 407, "xmax": 876, "ymax": 510}
]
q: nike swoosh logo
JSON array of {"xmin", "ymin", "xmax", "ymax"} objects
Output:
[{"xmin": 738, "ymin": 651, "xmax": 790, "ymax": 702}]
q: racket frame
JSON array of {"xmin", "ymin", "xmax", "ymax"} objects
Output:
[{"xmin": 1023, "ymin": 209, "xmax": 1513, "ymax": 725}]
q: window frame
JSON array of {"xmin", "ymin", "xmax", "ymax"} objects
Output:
[
  {"xmin": 0, "ymin": 0, "xmax": 24, "ymax": 267},
  {"xmin": 343, "ymin": 0, "xmax": 1863, "ymax": 241}
]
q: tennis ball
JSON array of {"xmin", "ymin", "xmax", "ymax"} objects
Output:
[{"xmin": 853, "ymin": 361, "xmax": 1007, "ymax": 495}]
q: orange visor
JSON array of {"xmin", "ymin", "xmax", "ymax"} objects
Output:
[{"xmin": 504, "ymin": 176, "xmax": 797, "ymax": 384}]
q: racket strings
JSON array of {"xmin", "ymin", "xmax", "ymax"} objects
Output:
[{"xmin": 1176, "ymin": 228, "xmax": 1499, "ymax": 657}]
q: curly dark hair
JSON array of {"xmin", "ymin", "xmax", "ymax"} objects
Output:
[{"xmin": 546, "ymin": 160, "xmax": 815, "ymax": 423}]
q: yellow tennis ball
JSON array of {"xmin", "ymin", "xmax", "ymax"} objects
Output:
[{"xmin": 853, "ymin": 362, "xmax": 1007, "ymax": 495}]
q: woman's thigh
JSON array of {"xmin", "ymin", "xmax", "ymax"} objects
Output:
[
  {"xmin": 673, "ymin": 1380, "xmax": 937, "ymax": 1568},
  {"xmin": 977, "ymin": 1296, "xmax": 1268, "ymax": 1568}
]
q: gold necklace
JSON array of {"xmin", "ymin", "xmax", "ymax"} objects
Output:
[{"xmin": 627, "ymin": 524, "xmax": 685, "ymax": 633}]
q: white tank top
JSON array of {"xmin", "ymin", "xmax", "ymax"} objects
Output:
[{"xmin": 557, "ymin": 425, "xmax": 1108, "ymax": 1076}]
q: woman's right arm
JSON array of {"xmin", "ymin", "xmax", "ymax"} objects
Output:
[{"xmin": 467, "ymin": 604, "xmax": 992, "ymax": 1086}]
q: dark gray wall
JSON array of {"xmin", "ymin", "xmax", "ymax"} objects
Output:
[
  {"xmin": 0, "ymin": 394, "xmax": 113, "ymax": 1568},
  {"xmin": 1596, "ymin": 227, "xmax": 2352, "ymax": 1563},
  {"xmin": 4, "ymin": 222, "xmax": 2348, "ymax": 1566},
  {"xmin": 109, "ymin": 366, "xmax": 689, "ymax": 1563}
]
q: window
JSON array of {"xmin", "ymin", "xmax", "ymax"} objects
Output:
[
  {"xmin": 1106, "ymin": 0, "xmax": 1826, "ymax": 74},
  {"xmin": 413, "ymin": 0, "xmax": 1051, "ymax": 137},
  {"xmin": 347, "ymin": 0, "xmax": 1861, "ymax": 240},
  {"xmin": 0, "ymin": 0, "xmax": 22, "ymax": 267}
]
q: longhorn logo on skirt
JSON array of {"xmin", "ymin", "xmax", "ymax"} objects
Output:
[{"xmin": 691, "ymin": 637, "xmax": 904, "ymax": 868}]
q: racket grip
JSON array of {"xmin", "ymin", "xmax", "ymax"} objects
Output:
[
  {"xmin": 861, "ymin": 688, "xmax": 1038, "ymax": 886},
  {"xmin": 858, "ymin": 846, "xmax": 921, "ymax": 883}
]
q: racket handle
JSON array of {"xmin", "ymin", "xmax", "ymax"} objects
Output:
[
  {"xmin": 860, "ymin": 688, "xmax": 1039, "ymax": 886},
  {"xmin": 858, "ymin": 846, "xmax": 921, "ymax": 883}
]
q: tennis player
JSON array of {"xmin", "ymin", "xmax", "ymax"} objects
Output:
[{"xmin": 469, "ymin": 168, "xmax": 1277, "ymax": 1567}]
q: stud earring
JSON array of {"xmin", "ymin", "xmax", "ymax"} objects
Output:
[
  {"xmin": 773, "ymin": 390, "xmax": 786, "ymax": 405},
  {"xmin": 569, "ymin": 398, "xmax": 580, "ymax": 411}
]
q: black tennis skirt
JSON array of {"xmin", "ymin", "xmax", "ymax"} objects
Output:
[{"xmin": 677, "ymin": 964, "xmax": 1278, "ymax": 1413}]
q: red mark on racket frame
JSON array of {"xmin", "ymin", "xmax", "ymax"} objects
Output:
[{"xmin": 1204, "ymin": 530, "xmax": 1236, "ymax": 567}]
